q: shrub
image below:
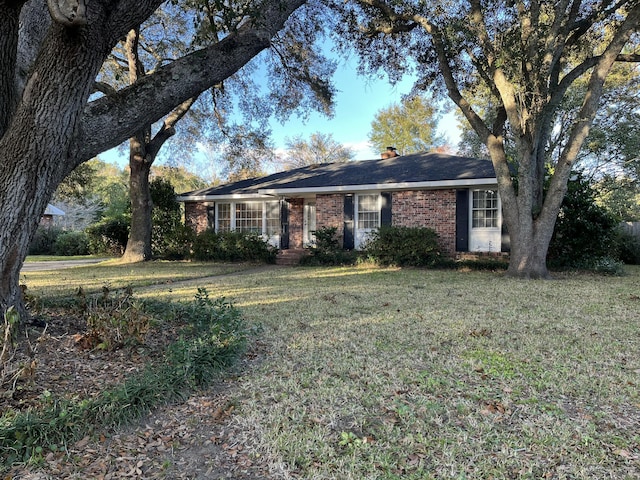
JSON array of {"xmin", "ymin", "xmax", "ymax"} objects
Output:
[
  {"xmin": 150, "ymin": 178, "xmax": 193, "ymax": 259},
  {"xmin": 547, "ymin": 172, "xmax": 618, "ymax": 268},
  {"xmin": 613, "ymin": 227, "xmax": 640, "ymax": 265},
  {"xmin": 191, "ymin": 230, "xmax": 277, "ymax": 263},
  {"xmin": 80, "ymin": 291, "xmax": 151, "ymax": 351},
  {"xmin": 362, "ymin": 225, "xmax": 442, "ymax": 267},
  {"xmin": 86, "ymin": 216, "xmax": 130, "ymax": 255},
  {"xmin": 53, "ymin": 231, "xmax": 90, "ymax": 256},
  {"xmin": 300, "ymin": 227, "xmax": 357, "ymax": 266},
  {"xmin": 28, "ymin": 227, "xmax": 63, "ymax": 255},
  {"xmin": 154, "ymin": 222, "xmax": 195, "ymax": 260}
]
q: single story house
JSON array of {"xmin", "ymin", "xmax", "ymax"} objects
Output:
[
  {"xmin": 41, "ymin": 204, "xmax": 65, "ymax": 227},
  {"xmin": 177, "ymin": 152, "xmax": 510, "ymax": 256}
]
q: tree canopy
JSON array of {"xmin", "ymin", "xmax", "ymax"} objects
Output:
[
  {"xmin": 368, "ymin": 94, "xmax": 443, "ymax": 155},
  {"xmin": 280, "ymin": 132, "xmax": 355, "ymax": 168},
  {"xmin": 332, "ymin": 0, "xmax": 640, "ymax": 278}
]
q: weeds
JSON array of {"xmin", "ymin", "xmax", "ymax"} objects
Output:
[{"xmin": 81, "ymin": 288, "xmax": 151, "ymax": 350}]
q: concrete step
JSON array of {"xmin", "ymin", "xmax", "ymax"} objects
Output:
[{"xmin": 276, "ymin": 249, "xmax": 308, "ymax": 266}]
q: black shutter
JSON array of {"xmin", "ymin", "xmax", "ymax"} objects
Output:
[
  {"xmin": 455, "ymin": 190, "xmax": 469, "ymax": 252},
  {"xmin": 280, "ymin": 199, "xmax": 289, "ymax": 249},
  {"xmin": 206, "ymin": 205, "xmax": 215, "ymax": 231},
  {"xmin": 343, "ymin": 194, "xmax": 354, "ymax": 250},
  {"xmin": 501, "ymin": 217, "xmax": 510, "ymax": 252},
  {"xmin": 381, "ymin": 192, "xmax": 392, "ymax": 226}
]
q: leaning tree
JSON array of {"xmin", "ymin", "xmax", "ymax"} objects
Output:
[
  {"xmin": 104, "ymin": 2, "xmax": 335, "ymax": 263},
  {"xmin": 0, "ymin": 0, "xmax": 310, "ymax": 317},
  {"xmin": 333, "ymin": 0, "xmax": 640, "ymax": 278}
]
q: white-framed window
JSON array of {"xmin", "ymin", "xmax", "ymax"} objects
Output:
[
  {"xmin": 214, "ymin": 201, "xmax": 281, "ymax": 238},
  {"xmin": 357, "ymin": 194, "xmax": 380, "ymax": 229},
  {"xmin": 235, "ymin": 202, "xmax": 263, "ymax": 233},
  {"xmin": 472, "ymin": 190, "xmax": 499, "ymax": 229},
  {"xmin": 217, "ymin": 203, "xmax": 231, "ymax": 232}
]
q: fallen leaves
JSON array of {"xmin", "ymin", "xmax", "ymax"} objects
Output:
[
  {"xmin": 480, "ymin": 400, "xmax": 510, "ymax": 416},
  {"xmin": 8, "ymin": 392, "xmax": 270, "ymax": 479}
]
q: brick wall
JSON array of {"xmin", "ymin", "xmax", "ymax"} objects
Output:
[
  {"xmin": 185, "ymin": 202, "xmax": 210, "ymax": 234},
  {"xmin": 288, "ymin": 198, "xmax": 304, "ymax": 249},
  {"xmin": 185, "ymin": 189, "xmax": 459, "ymax": 255},
  {"xmin": 316, "ymin": 194, "xmax": 345, "ymax": 246},
  {"xmin": 392, "ymin": 190, "xmax": 457, "ymax": 255}
]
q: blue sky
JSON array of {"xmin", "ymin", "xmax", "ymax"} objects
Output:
[
  {"xmin": 267, "ymin": 57, "xmax": 462, "ymax": 160},
  {"xmin": 101, "ymin": 56, "xmax": 462, "ymax": 169}
]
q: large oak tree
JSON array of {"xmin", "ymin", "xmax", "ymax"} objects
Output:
[
  {"xmin": 0, "ymin": 0, "xmax": 308, "ymax": 317},
  {"xmin": 334, "ymin": 0, "xmax": 640, "ymax": 278}
]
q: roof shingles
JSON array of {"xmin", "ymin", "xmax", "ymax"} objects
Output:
[{"xmin": 178, "ymin": 152, "xmax": 496, "ymax": 199}]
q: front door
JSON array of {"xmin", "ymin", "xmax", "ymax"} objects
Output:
[{"xmin": 303, "ymin": 200, "xmax": 316, "ymax": 247}]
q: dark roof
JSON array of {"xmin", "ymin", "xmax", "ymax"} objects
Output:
[{"xmin": 178, "ymin": 152, "xmax": 496, "ymax": 199}]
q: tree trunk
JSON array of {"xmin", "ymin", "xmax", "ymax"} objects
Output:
[
  {"xmin": 0, "ymin": 22, "xmax": 112, "ymax": 318},
  {"xmin": 121, "ymin": 134, "xmax": 153, "ymax": 263},
  {"xmin": 504, "ymin": 221, "xmax": 554, "ymax": 279}
]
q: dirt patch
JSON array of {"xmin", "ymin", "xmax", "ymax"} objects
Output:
[{"xmin": 2, "ymin": 311, "xmax": 273, "ymax": 479}]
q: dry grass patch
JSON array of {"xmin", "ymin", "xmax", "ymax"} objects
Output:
[{"xmin": 143, "ymin": 265, "xmax": 640, "ymax": 479}]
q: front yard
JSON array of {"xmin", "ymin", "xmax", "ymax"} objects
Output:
[{"xmin": 5, "ymin": 263, "xmax": 640, "ymax": 478}]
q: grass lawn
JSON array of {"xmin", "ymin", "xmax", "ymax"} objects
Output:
[
  {"xmin": 24, "ymin": 255, "xmax": 115, "ymax": 262},
  {"xmin": 138, "ymin": 264, "xmax": 640, "ymax": 479},
  {"xmin": 24, "ymin": 263, "xmax": 640, "ymax": 478},
  {"xmin": 20, "ymin": 260, "xmax": 259, "ymax": 298}
]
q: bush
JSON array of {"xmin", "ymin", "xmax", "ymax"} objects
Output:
[
  {"xmin": 53, "ymin": 231, "xmax": 90, "ymax": 256},
  {"xmin": 150, "ymin": 178, "xmax": 193, "ymax": 259},
  {"xmin": 81, "ymin": 291, "xmax": 151, "ymax": 351},
  {"xmin": 191, "ymin": 230, "xmax": 277, "ymax": 263},
  {"xmin": 613, "ymin": 227, "xmax": 640, "ymax": 265},
  {"xmin": 28, "ymin": 227, "xmax": 63, "ymax": 255},
  {"xmin": 154, "ymin": 222, "xmax": 195, "ymax": 260},
  {"xmin": 300, "ymin": 227, "xmax": 357, "ymax": 266},
  {"xmin": 547, "ymin": 172, "xmax": 618, "ymax": 268},
  {"xmin": 86, "ymin": 216, "xmax": 130, "ymax": 255},
  {"xmin": 362, "ymin": 225, "xmax": 442, "ymax": 267}
]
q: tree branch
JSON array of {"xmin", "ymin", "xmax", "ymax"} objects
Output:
[
  {"xmin": 147, "ymin": 96, "xmax": 198, "ymax": 159},
  {"xmin": 77, "ymin": 0, "xmax": 307, "ymax": 163},
  {"xmin": 543, "ymin": 2, "xmax": 640, "ymax": 222},
  {"xmin": 93, "ymin": 81, "xmax": 117, "ymax": 96}
]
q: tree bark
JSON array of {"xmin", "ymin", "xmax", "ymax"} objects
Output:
[{"xmin": 120, "ymin": 133, "xmax": 153, "ymax": 263}]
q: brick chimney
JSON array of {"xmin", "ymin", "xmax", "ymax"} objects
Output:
[{"xmin": 381, "ymin": 146, "xmax": 399, "ymax": 159}]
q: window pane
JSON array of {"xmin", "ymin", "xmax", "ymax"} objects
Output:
[
  {"xmin": 218, "ymin": 203, "xmax": 231, "ymax": 232},
  {"xmin": 265, "ymin": 201, "xmax": 280, "ymax": 236},
  {"xmin": 472, "ymin": 190, "xmax": 498, "ymax": 228},
  {"xmin": 358, "ymin": 194, "xmax": 379, "ymax": 229},
  {"xmin": 236, "ymin": 202, "xmax": 262, "ymax": 233}
]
